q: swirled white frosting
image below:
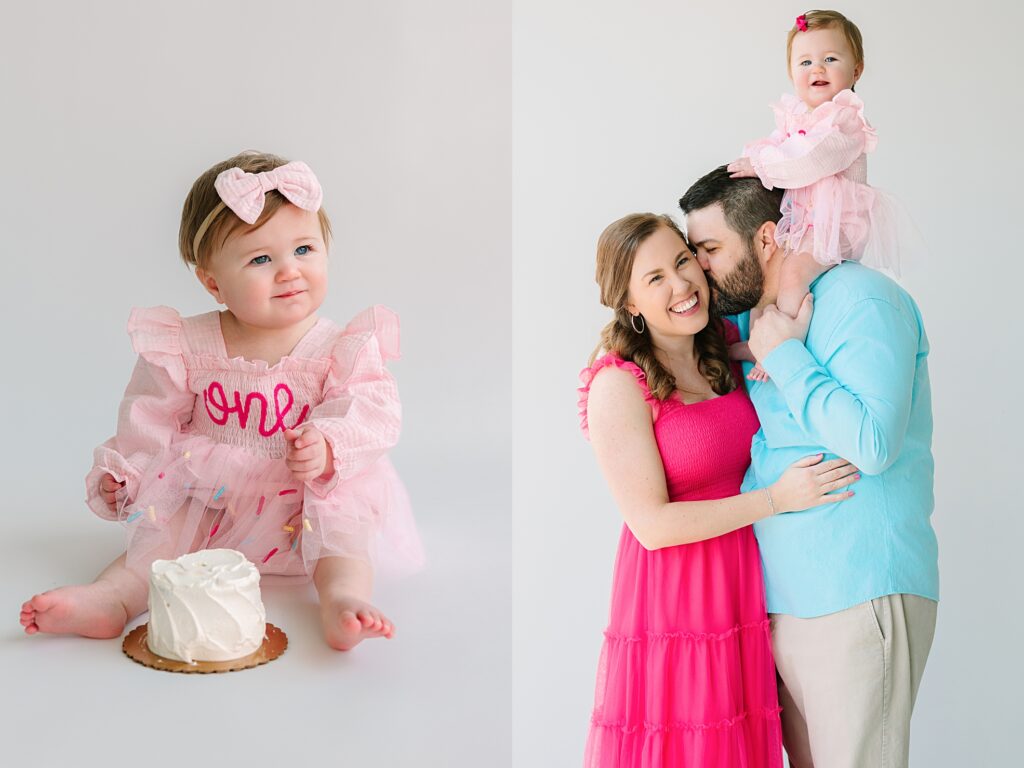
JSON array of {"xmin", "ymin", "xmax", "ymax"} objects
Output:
[{"xmin": 147, "ymin": 549, "xmax": 266, "ymax": 663}]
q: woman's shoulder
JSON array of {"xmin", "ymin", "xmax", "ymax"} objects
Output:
[
  {"xmin": 580, "ymin": 353, "xmax": 650, "ymax": 391},
  {"xmin": 578, "ymin": 354, "xmax": 658, "ymax": 438}
]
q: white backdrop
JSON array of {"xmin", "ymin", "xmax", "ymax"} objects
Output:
[
  {"xmin": 1, "ymin": 2, "xmax": 512, "ymax": 765},
  {"xmin": 513, "ymin": 1, "xmax": 1023, "ymax": 766}
]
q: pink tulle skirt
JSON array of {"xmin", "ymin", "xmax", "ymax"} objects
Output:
[
  {"xmin": 585, "ymin": 525, "xmax": 783, "ymax": 768},
  {"xmin": 777, "ymin": 176, "xmax": 906, "ymax": 276},
  {"xmin": 117, "ymin": 434, "xmax": 423, "ymax": 582}
]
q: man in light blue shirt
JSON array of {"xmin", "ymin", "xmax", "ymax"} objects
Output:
[{"xmin": 680, "ymin": 166, "xmax": 938, "ymax": 768}]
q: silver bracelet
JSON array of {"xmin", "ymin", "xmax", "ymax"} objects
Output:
[{"xmin": 764, "ymin": 487, "xmax": 775, "ymax": 515}]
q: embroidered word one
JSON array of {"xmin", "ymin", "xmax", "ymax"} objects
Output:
[{"xmin": 204, "ymin": 381, "xmax": 310, "ymax": 436}]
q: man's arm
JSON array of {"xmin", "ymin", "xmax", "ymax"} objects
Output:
[{"xmin": 757, "ymin": 297, "xmax": 919, "ymax": 475}]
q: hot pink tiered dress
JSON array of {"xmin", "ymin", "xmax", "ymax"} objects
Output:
[
  {"xmin": 85, "ymin": 305, "xmax": 424, "ymax": 581},
  {"xmin": 578, "ymin": 325, "xmax": 782, "ymax": 767},
  {"xmin": 742, "ymin": 89, "xmax": 900, "ymax": 275}
]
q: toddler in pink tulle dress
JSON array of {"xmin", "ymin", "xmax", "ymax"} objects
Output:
[
  {"xmin": 727, "ymin": 10, "xmax": 898, "ymax": 380},
  {"xmin": 20, "ymin": 151, "xmax": 423, "ymax": 651}
]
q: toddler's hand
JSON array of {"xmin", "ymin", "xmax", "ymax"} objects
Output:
[
  {"xmin": 284, "ymin": 426, "xmax": 335, "ymax": 483},
  {"xmin": 99, "ymin": 473, "xmax": 125, "ymax": 514},
  {"xmin": 747, "ymin": 363, "xmax": 771, "ymax": 383},
  {"xmin": 727, "ymin": 157, "xmax": 756, "ymax": 178}
]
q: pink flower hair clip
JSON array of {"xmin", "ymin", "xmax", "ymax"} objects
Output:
[{"xmin": 795, "ymin": 14, "xmax": 808, "ymax": 32}]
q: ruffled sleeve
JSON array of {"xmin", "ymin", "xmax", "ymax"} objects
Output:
[
  {"xmin": 85, "ymin": 307, "xmax": 196, "ymax": 520},
  {"xmin": 817, "ymin": 89, "xmax": 877, "ymax": 153},
  {"xmin": 305, "ymin": 305, "xmax": 402, "ymax": 498},
  {"xmin": 741, "ymin": 94, "xmax": 801, "ymax": 160},
  {"xmin": 744, "ymin": 89, "xmax": 875, "ymax": 190},
  {"xmin": 577, "ymin": 354, "xmax": 660, "ymax": 440}
]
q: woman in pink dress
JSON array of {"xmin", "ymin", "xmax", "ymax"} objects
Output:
[{"xmin": 578, "ymin": 213, "xmax": 859, "ymax": 766}]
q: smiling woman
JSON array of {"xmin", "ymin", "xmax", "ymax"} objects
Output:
[
  {"xmin": 576, "ymin": 212, "xmax": 859, "ymax": 767},
  {"xmin": 590, "ymin": 213, "xmax": 732, "ymax": 402}
]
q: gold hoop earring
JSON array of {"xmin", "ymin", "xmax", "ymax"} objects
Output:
[{"xmin": 631, "ymin": 314, "xmax": 645, "ymax": 334}]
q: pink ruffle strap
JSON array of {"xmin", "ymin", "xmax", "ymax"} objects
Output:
[
  {"xmin": 578, "ymin": 354, "xmax": 660, "ymax": 439},
  {"xmin": 127, "ymin": 306, "xmax": 187, "ymax": 390}
]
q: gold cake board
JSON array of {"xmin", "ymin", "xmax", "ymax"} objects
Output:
[{"xmin": 122, "ymin": 622, "xmax": 287, "ymax": 673}]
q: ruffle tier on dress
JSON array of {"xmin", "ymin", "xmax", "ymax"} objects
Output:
[{"xmin": 86, "ymin": 305, "xmax": 424, "ymax": 581}]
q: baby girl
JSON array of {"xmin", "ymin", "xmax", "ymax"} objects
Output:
[{"xmin": 20, "ymin": 151, "xmax": 423, "ymax": 650}]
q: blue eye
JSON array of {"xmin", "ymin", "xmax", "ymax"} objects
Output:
[
  {"xmin": 295, "ymin": 245, "xmax": 311, "ymax": 256},
  {"xmin": 800, "ymin": 60, "xmax": 812, "ymax": 66},
  {"xmin": 250, "ymin": 255, "xmax": 270, "ymax": 265},
  {"xmin": 677, "ymin": 257, "xmax": 689, "ymax": 268},
  {"xmin": 825, "ymin": 56, "xmax": 837, "ymax": 63}
]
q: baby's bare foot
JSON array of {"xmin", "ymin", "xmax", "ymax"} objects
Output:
[
  {"xmin": 320, "ymin": 595, "xmax": 393, "ymax": 651},
  {"xmin": 20, "ymin": 582, "xmax": 130, "ymax": 639}
]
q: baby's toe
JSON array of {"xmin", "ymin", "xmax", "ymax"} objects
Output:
[{"xmin": 30, "ymin": 593, "xmax": 56, "ymax": 612}]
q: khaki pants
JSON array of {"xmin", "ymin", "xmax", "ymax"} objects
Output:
[{"xmin": 771, "ymin": 594, "xmax": 937, "ymax": 768}]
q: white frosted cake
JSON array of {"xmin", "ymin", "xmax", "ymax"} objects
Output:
[{"xmin": 147, "ymin": 549, "xmax": 267, "ymax": 663}]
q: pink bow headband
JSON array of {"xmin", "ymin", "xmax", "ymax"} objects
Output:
[
  {"xmin": 191, "ymin": 160, "xmax": 323, "ymax": 260},
  {"xmin": 795, "ymin": 14, "xmax": 808, "ymax": 32}
]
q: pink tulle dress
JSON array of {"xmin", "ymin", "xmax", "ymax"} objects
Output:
[
  {"xmin": 85, "ymin": 305, "xmax": 424, "ymax": 581},
  {"xmin": 743, "ymin": 89, "xmax": 899, "ymax": 274},
  {"xmin": 578, "ymin": 325, "xmax": 782, "ymax": 767}
]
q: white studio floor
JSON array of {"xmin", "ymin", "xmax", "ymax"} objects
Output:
[{"xmin": 1, "ymin": 487, "xmax": 512, "ymax": 767}]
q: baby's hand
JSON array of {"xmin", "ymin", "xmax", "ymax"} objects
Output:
[
  {"xmin": 747, "ymin": 363, "xmax": 771, "ymax": 383},
  {"xmin": 284, "ymin": 426, "xmax": 335, "ymax": 483},
  {"xmin": 99, "ymin": 473, "xmax": 125, "ymax": 514},
  {"xmin": 727, "ymin": 157, "xmax": 756, "ymax": 179},
  {"xmin": 729, "ymin": 341, "xmax": 771, "ymax": 383}
]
